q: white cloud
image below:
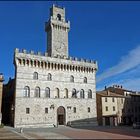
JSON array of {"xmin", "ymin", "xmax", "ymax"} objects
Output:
[
  {"xmin": 97, "ymin": 64, "xmax": 140, "ymax": 91},
  {"xmin": 104, "ymin": 77, "xmax": 140, "ymax": 91},
  {"xmin": 97, "ymin": 45, "xmax": 140, "ymax": 83}
]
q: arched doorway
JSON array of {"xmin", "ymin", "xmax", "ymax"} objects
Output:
[{"xmin": 57, "ymin": 106, "xmax": 66, "ymax": 125}]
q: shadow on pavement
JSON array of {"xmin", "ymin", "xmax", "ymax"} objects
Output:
[{"xmin": 69, "ymin": 125, "xmax": 140, "ymax": 138}]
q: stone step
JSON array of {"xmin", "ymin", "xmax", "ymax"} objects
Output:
[
  {"xmin": 71, "ymin": 122, "xmax": 97, "ymax": 124},
  {"xmin": 69, "ymin": 122, "xmax": 98, "ymax": 127},
  {"xmin": 16, "ymin": 123, "xmax": 55, "ymax": 128},
  {"xmin": 71, "ymin": 118, "xmax": 97, "ymax": 123},
  {"xmin": 67, "ymin": 119, "xmax": 98, "ymax": 127}
]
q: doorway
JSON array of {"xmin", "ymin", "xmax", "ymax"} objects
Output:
[
  {"xmin": 105, "ymin": 117, "xmax": 110, "ymax": 125},
  {"xmin": 57, "ymin": 106, "xmax": 66, "ymax": 125}
]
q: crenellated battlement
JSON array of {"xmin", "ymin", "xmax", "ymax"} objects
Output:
[
  {"xmin": 14, "ymin": 48, "xmax": 97, "ymax": 64},
  {"xmin": 14, "ymin": 48, "xmax": 98, "ymax": 73}
]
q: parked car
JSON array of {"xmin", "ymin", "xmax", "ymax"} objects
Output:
[{"xmin": 133, "ymin": 122, "xmax": 140, "ymax": 129}]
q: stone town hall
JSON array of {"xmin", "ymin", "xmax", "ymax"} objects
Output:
[{"xmin": 13, "ymin": 5, "xmax": 98, "ymax": 128}]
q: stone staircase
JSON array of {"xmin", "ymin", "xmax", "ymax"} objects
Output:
[
  {"xmin": 67, "ymin": 118, "xmax": 98, "ymax": 128},
  {"xmin": 15, "ymin": 123, "xmax": 55, "ymax": 128}
]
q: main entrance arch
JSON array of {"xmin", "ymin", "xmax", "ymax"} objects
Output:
[{"xmin": 57, "ymin": 106, "xmax": 66, "ymax": 125}]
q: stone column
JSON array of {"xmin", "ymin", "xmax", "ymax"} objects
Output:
[{"xmin": 103, "ymin": 117, "xmax": 105, "ymax": 126}]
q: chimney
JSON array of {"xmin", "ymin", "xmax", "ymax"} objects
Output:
[{"xmin": 107, "ymin": 90, "xmax": 110, "ymax": 96}]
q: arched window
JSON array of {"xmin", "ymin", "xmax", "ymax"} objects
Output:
[
  {"xmin": 55, "ymin": 88, "xmax": 59, "ymax": 98},
  {"xmin": 80, "ymin": 89, "xmax": 85, "ymax": 98},
  {"xmin": 57, "ymin": 14, "xmax": 61, "ymax": 21},
  {"xmin": 51, "ymin": 63, "xmax": 53, "ymax": 69},
  {"xmin": 31, "ymin": 60, "xmax": 33, "ymax": 66},
  {"xmin": 88, "ymin": 89, "xmax": 92, "ymax": 98},
  {"xmin": 55, "ymin": 63, "xmax": 57, "ymax": 69},
  {"xmin": 70, "ymin": 65, "xmax": 72, "ymax": 71},
  {"xmin": 27, "ymin": 60, "xmax": 29, "ymax": 65},
  {"xmin": 67, "ymin": 65, "xmax": 69, "ymax": 70},
  {"xmin": 64, "ymin": 88, "xmax": 68, "ymax": 98},
  {"xmin": 64, "ymin": 65, "xmax": 66, "ymax": 70},
  {"xmin": 34, "ymin": 60, "xmax": 37, "ymax": 67},
  {"xmin": 23, "ymin": 59, "xmax": 25, "ymax": 65},
  {"xmin": 73, "ymin": 107, "xmax": 76, "ymax": 113},
  {"xmin": 48, "ymin": 62, "xmax": 50, "ymax": 69},
  {"xmin": 84, "ymin": 77, "xmax": 87, "ymax": 83},
  {"xmin": 47, "ymin": 73, "xmax": 52, "ymax": 81},
  {"xmin": 61, "ymin": 64, "xmax": 63, "ymax": 70},
  {"xmin": 18, "ymin": 59, "xmax": 21, "ymax": 65},
  {"xmin": 58, "ymin": 64, "xmax": 60, "ymax": 70},
  {"xmin": 41, "ymin": 62, "xmax": 43, "ymax": 68},
  {"xmin": 35, "ymin": 87, "xmax": 40, "ymax": 97},
  {"xmin": 38, "ymin": 61, "xmax": 40, "ymax": 67},
  {"xmin": 70, "ymin": 75, "xmax": 74, "ymax": 82},
  {"xmin": 72, "ymin": 88, "xmax": 77, "ymax": 98},
  {"xmin": 45, "ymin": 87, "xmax": 50, "ymax": 98},
  {"xmin": 24, "ymin": 86, "xmax": 30, "ymax": 97},
  {"xmin": 88, "ymin": 107, "xmax": 90, "ymax": 113},
  {"xmin": 33, "ymin": 72, "xmax": 38, "ymax": 80},
  {"xmin": 44, "ymin": 62, "xmax": 47, "ymax": 68}
]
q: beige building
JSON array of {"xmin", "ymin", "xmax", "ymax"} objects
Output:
[
  {"xmin": 97, "ymin": 85, "xmax": 137, "ymax": 126},
  {"xmin": 105, "ymin": 85, "xmax": 135, "ymax": 125},
  {"xmin": 97, "ymin": 90, "xmax": 127, "ymax": 126},
  {"xmin": 12, "ymin": 5, "xmax": 98, "ymax": 128},
  {"xmin": 0, "ymin": 74, "xmax": 4, "ymax": 125}
]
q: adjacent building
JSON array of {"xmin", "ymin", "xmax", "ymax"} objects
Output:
[
  {"xmin": 0, "ymin": 74, "xmax": 4, "ymax": 125},
  {"xmin": 97, "ymin": 90, "xmax": 126, "ymax": 126},
  {"xmin": 12, "ymin": 5, "xmax": 98, "ymax": 128},
  {"xmin": 2, "ymin": 78, "xmax": 15, "ymax": 126},
  {"xmin": 130, "ymin": 93, "xmax": 140, "ymax": 123},
  {"xmin": 97, "ymin": 85, "xmax": 135, "ymax": 126}
]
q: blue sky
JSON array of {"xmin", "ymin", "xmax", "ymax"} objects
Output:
[{"xmin": 1, "ymin": 1, "xmax": 140, "ymax": 91}]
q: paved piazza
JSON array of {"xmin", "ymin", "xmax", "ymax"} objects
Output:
[{"xmin": 0, "ymin": 126, "xmax": 139, "ymax": 139}]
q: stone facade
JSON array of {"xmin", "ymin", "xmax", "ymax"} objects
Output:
[
  {"xmin": 13, "ymin": 5, "xmax": 98, "ymax": 128},
  {"xmin": 46, "ymin": 5, "xmax": 70, "ymax": 58}
]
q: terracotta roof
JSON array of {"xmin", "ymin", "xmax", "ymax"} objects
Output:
[
  {"xmin": 96, "ymin": 90, "xmax": 125, "ymax": 98},
  {"xmin": 105, "ymin": 86, "xmax": 135, "ymax": 94}
]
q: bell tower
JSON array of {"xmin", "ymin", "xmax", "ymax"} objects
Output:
[{"xmin": 45, "ymin": 5, "xmax": 70, "ymax": 58}]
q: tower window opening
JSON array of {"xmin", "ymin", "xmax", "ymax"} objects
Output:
[{"xmin": 57, "ymin": 14, "xmax": 61, "ymax": 21}]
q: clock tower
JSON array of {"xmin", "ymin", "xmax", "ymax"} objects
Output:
[{"xmin": 45, "ymin": 5, "xmax": 70, "ymax": 58}]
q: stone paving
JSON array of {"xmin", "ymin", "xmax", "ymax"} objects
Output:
[
  {"xmin": 1, "ymin": 125, "xmax": 140, "ymax": 139},
  {"xmin": 0, "ymin": 127, "xmax": 26, "ymax": 139}
]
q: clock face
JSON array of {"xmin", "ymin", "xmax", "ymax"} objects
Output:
[{"xmin": 55, "ymin": 41, "xmax": 65, "ymax": 53}]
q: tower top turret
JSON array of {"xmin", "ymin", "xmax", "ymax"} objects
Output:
[
  {"xmin": 45, "ymin": 4, "xmax": 70, "ymax": 58},
  {"xmin": 50, "ymin": 4, "xmax": 65, "ymax": 22}
]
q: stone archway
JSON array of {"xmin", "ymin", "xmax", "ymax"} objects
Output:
[{"xmin": 57, "ymin": 106, "xmax": 66, "ymax": 125}]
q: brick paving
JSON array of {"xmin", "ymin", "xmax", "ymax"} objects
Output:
[
  {"xmin": 58, "ymin": 127, "xmax": 140, "ymax": 139},
  {"xmin": 1, "ymin": 125, "xmax": 140, "ymax": 139},
  {"xmin": 50, "ymin": 126, "xmax": 140, "ymax": 139}
]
